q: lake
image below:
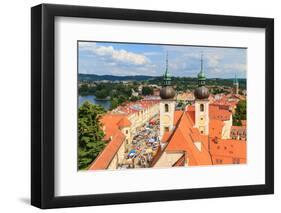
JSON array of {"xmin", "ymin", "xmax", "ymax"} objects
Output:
[{"xmin": 79, "ymin": 95, "xmax": 111, "ymax": 110}]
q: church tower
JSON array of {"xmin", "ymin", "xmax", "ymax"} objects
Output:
[
  {"xmin": 159, "ymin": 53, "xmax": 176, "ymax": 140},
  {"xmin": 194, "ymin": 54, "xmax": 210, "ymax": 135},
  {"xmin": 233, "ymin": 74, "xmax": 239, "ymax": 95}
]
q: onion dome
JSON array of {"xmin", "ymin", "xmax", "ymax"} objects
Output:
[
  {"xmin": 194, "ymin": 86, "xmax": 209, "ymax": 99},
  {"xmin": 160, "ymin": 86, "xmax": 176, "ymax": 99}
]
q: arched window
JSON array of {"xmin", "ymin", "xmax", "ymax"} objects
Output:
[
  {"xmin": 165, "ymin": 104, "xmax": 169, "ymax": 112},
  {"xmin": 200, "ymin": 104, "xmax": 204, "ymax": 112}
]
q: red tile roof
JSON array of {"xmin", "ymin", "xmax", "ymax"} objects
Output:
[
  {"xmin": 162, "ymin": 131, "xmax": 172, "ymax": 143},
  {"xmin": 186, "ymin": 106, "xmax": 195, "ymax": 125},
  {"xmin": 210, "ymin": 138, "xmax": 246, "ymax": 160},
  {"xmin": 209, "ymin": 119, "xmax": 224, "ymax": 138},
  {"xmin": 115, "ymin": 99, "xmax": 160, "ymax": 115},
  {"xmin": 164, "ymin": 111, "xmax": 213, "ymax": 166},
  {"xmin": 100, "ymin": 114, "xmax": 131, "ymax": 140},
  {"xmin": 209, "ymin": 104, "xmax": 232, "ymax": 121},
  {"xmin": 117, "ymin": 117, "xmax": 132, "ymax": 128},
  {"xmin": 174, "ymin": 111, "xmax": 184, "ymax": 125},
  {"xmin": 88, "ymin": 113, "xmax": 132, "ymax": 170},
  {"xmin": 89, "ymin": 131, "xmax": 125, "ymax": 170},
  {"xmin": 154, "ymin": 102, "xmax": 246, "ymax": 167}
]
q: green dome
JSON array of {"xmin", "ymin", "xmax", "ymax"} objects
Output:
[
  {"xmin": 164, "ymin": 71, "xmax": 171, "ymax": 80},
  {"xmin": 198, "ymin": 71, "xmax": 205, "ymax": 80}
]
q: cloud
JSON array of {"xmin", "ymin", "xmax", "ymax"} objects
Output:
[
  {"xmin": 206, "ymin": 55, "xmax": 221, "ymax": 68},
  {"xmin": 223, "ymin": 63, "xmax": 246, "ymax": 72},
  {"xmin": 79, "ymin": 42, "xmax": 246, "ymax": 78},
  {"xmin": 79, "ymin": 42, "xmax": 149, "ymax": 65}
]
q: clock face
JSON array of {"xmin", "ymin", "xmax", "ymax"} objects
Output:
[{"xmin": 163, "ymin": 115, "xmax": 170, "ymax": 124}]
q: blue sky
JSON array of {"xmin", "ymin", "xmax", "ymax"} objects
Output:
[{"xmin": 78, "ymin": 41, "xmax": 247, "ymax": 78}]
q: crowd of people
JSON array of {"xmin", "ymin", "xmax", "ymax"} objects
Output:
[{"xmin": 121, "ymin": 116, "xmax": 160, "ymax": 169}]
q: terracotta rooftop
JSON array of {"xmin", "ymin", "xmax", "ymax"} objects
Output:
[
  {"xmin": 155, "ymin": 101, "xmax": 246, "ymax": 167},
  {"xmin": 89, "ymin": 131, "xmax": 125, "ymax": 170},
  {"xmin": 164, "ymin": 111, "xmax": 213, "ymax": 166},
  {"xmin": 210, "ymin": 138, "xmax": 246, "ymax": 160},
  {"xmin": 162, "ymin": 131, "xmax": 172, "ymax": 143},
  {"xmin": 114, "ymin": 99, "xmax": 160, "ymax": 115},
  {"xmin": 209, "ymin": 104, "xmax": 232, "ymax": 121},
  {"xmin": 89, "ymin": 113, "xmax": 132, "ymax": 170},
  {"xmin": 117, "ymin": 117, "xmax": 132, "ymax": 128},
  {"xmin": 209, "ymin": 119, "xmax": 224, "ymax": 138},
  {"xmin": 174, "ymin": 111, "xmax": 184, "ymax": 125},
  {"xmin": 100, "ymin": 114, "xmax": 131, "ymax": 140}
]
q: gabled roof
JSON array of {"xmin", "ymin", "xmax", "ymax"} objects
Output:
[
  {"xmin": 186, "ymin": 106, "xmax": 195, "ymax": 124},
  {"xmin": 89, "ymin": 131, "xmax": 125, "ymax": 170},
  {"xmin": 117, "ymin": 117, "xmax": 132, "ymax": 128},
  {"xmin": 101, "ymin": 114, "xmax": 131, "ymax": 140},
  {"xmin": 174, "ymin": 111, "xmax": 184, "ymax": 125},
  {"xmin": 162, "ymin": 131, "xmax": 172, "ymax": 143},
  {"xmin": 163, "ymin": 112, "xmax": 213, "ymax": 166},
  {"xmin": 89, "ymin": 113, "xmax": 131, "ymax": 170}
]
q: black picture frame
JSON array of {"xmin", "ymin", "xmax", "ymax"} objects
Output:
[{"xmin": 31, "ymin": 3, "xmax": 274, "ymax": 209}]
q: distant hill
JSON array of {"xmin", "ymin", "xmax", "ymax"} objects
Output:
[
  {"xmin": 79, "ymin": 73, "xmax": 246, "ymax": 89},
  {"xmin": 79, "ymin": 74, "xmax": 158, "ymax": 82}
]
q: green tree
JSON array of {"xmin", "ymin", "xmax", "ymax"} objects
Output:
[
  {"xmin": 233, "ymin": 100, "xmax": 247, "ymax": 126},
  {"xmin": 110, "ymin": 97, "xmax": 119, "ymax": 110},
  {"xmin": 95, "ymin": 89, "xmax": 109, "ymax": 99},
  {"xmin": 130, "ymin": 96, "xmax": 142, "ymax": 102},
  {"xmin": 78, "ymin": 101, "xmax": 106, "ymax": 170},
  {"xmin": 142, "ymin": 86, "xmax": 153, "ymax": 95}
]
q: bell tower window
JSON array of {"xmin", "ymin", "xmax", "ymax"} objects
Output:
[
  {"xmin": 165, "ymin": 104, "xmax": 169, "ymax": 112},
  {"xmin": 200, "ymin": 104, "xmax": 204, "ymax": 112}
]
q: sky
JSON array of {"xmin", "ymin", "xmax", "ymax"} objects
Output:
[{"xmin": 78, "ymin": 41, "xmax": 247, "ymax": 79}]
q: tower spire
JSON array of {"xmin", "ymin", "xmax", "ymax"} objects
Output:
[
  {"xmin": 197, "ymin": 52, "xmax": 206, "ymax": 86},
  {"xmin": 201, "ymin": 52, "xmax": 203, "ymax": 73},
  {"xmin": 163, "ymin": 51, "xmax": 171, "ymax": 86},
  {"xmin": 166, "ymin": 51, "xmax": 168, "ymax": 73}
]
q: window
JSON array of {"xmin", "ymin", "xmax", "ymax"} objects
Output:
[
  {"xmin": 164, "ymin": 127, "xmax": 169, "ymax": 132},
  {"xmin": 165, "ymin": 104, "xmax": 169, "ymax": 112},
  {"xmin": 126, "ymin": 130, "xmax": 128, "ymax": 134},
  {"xmin": 200, "ymin": 104, "xmax": 204, "ymax": 112}
]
